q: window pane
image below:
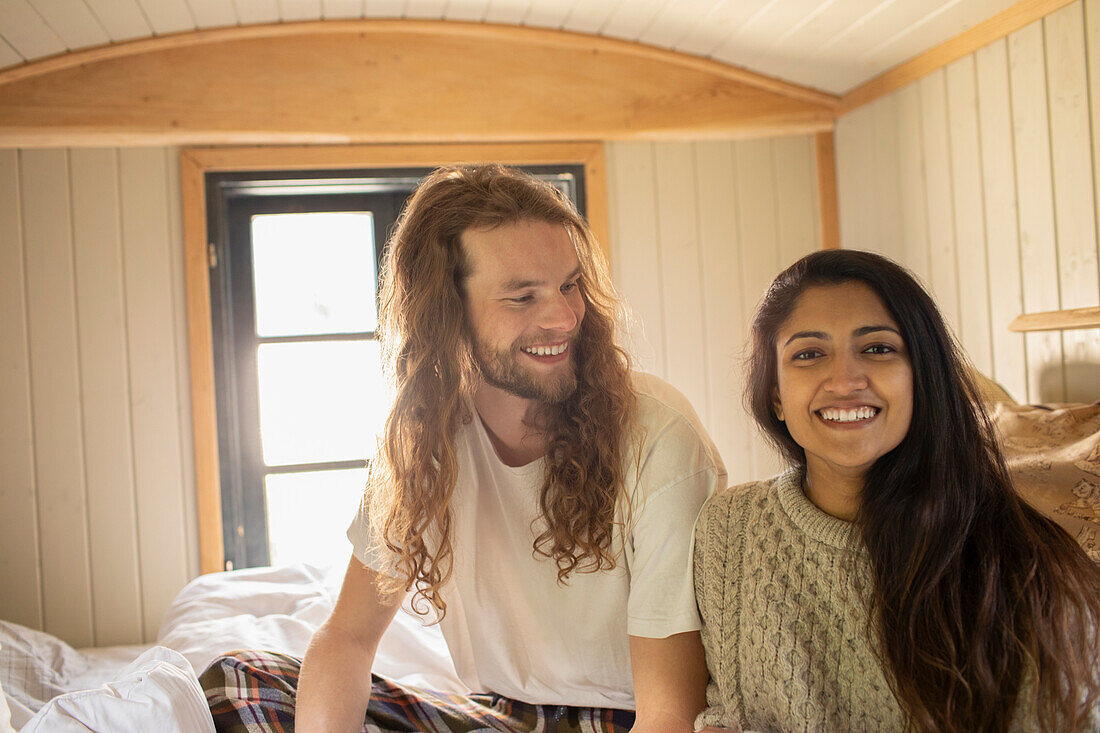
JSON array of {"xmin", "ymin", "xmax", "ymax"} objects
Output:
[
  {"xmin": 266, "ymin": 468, "xmax": 366, "ymax": 568},
  {"xmin": 251, "ymin": 212, "xmax": 378, "ymax": 337},
  {"xmin": 257, "ymin": 341, "xmax": 386, "ymax": 466}
]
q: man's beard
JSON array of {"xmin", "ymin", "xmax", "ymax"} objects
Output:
[{"xmin": 473, "ymin": 337, "xmax": 579, "ymax": 403}]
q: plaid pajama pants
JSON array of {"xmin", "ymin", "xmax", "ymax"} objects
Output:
[{"xmin": 200, "ymin": 650, "xmax": 637, "ymax": 733}]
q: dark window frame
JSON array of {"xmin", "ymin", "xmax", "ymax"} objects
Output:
[{"xmin": 205, "ymin": 165, "xmax": 586, "ymax": 569}]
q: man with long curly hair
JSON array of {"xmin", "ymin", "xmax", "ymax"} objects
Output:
[{"xmin": 202, "ymin": 164, "xmax": 725, "ymax": 732}]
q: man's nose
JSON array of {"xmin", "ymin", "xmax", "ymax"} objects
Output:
[{"xmin": 538, "ymin": 292, "xmax": 579, "ymax": 332}]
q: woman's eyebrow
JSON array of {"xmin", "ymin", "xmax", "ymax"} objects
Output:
[
  {"xmin": 783, "ymin": 330, "xmax": 828, "ymax": 346},
  {"xmin": 854, "ymin": 325, "xmax": 900, "ymax": 337}
]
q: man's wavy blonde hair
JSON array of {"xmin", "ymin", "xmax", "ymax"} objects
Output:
[{"xmin": 365, "ymin": 164, "xmax": 636, "ymax": 617}]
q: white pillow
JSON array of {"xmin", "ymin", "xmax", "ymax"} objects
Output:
[{"xmin": 19, "ymin": 646, "xmax": 214, "ymax": 733}]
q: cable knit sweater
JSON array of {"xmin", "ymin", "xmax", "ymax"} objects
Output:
[
  {"xmin": 693, "ymin": 469, "xmax": 1075, "ymax": 733},
  {"xmin": 693, "ymin": 468, "xmax": 903, "ymax": 732}
]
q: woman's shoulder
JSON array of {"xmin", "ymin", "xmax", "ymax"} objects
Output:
[{"xmin": 700, "ymin": 470, "xmax": 792, "ymax": 522}]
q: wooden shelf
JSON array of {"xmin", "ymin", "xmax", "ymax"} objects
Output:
[{"xmin": 1008, "ymin": 305, "xmax": 1100, "ymax": 332}]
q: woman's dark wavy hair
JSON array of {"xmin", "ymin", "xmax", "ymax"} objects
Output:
[
  {"xmin": 364, "ymin": 164, "xmax": 635, "ymax": 618},
  {"xmin": 747, "ymin": 249, "xmax": 1100, "ymax": 732}
]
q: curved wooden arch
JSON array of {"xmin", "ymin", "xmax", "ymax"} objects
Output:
[{"xmin": 0, "ymin": 19, "xmax": 838, "ymax": 147}]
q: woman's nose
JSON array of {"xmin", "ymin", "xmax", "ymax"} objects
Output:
[{"xmin": 824, "ymin": 353, "xmax": 868, "ymax": 394}]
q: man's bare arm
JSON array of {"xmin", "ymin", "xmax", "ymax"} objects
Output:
[
  {"xmin": 295, "ymin": 556, "xmax": 403, "ymax": 733},
  {"xmin": 628, "ymin": 631, "xmax": 708, "ymax": 733}
]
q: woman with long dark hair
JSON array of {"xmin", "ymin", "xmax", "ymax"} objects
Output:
[{"xmin": 694, "ymin": 249, "xmax": 1100, "ymax": 732}]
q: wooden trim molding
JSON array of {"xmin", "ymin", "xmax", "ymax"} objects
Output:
[
  {"xmin": 815, "ymin": 131, "xmax": 841, "ymax": 250},
  {"xmin": 1009, "ymin": 305, "xmax": 1100, "ymax": 331},
  {"xmin": 0, "ymin": 19, "xmax": 837, "ymax": 148},
  {"xmin": 839, "ymin": 0, "xmax": 1077, "ymax": 114},
  {"xmin": 182, "ymin": 142, "xmax": 610, "ymax": 573}
]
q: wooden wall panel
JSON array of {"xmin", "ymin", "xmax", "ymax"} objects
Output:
[
  {"xmin": 692, "ymin": 140, "xmax": 754, "ymax": 484},
  {"xmin": 896, "ymin": 85, "xmax": 935, "ymax": 289},
  {"xmin": 945, "ymin": 55, "xmax": 994, "ymax": 376},
  {"xmin": 20, "ymin": 149, "xmax": 95, "ymax": 648},
  {"xmin": 0, "ymin": 146, "xmax": 195, "ymax": 647},
  {"xmin": 606, "ymin": 142, "xmax": 665, "ymax": 375},
  {"xmin": 607, "ymin": 138, "xmax": 819, "ymax": 484},
  {"xmin": 919, "ymin": 71, "xmax": 964, "ymax": 335},
  {"xmin": 118, "ymin": 148, "xmax": 192, "ymax": 639},
  {"xmin": 1010, "ymin": 21, "xmax": 1067, "ymax": 402},
  {"xmin": 70, "ymin": 148, "xmax": 144, "ymax": 646},
  {"xmin": 976, "ymin": 39, "xmax": 1029, "ymax": 402},
  {"xmin": 0, "ymin": 150, "xmax": 42, "ymax": 631},
  {"xmin": 165, "ymin": 148, "xmax": 200, "ymax": 582},
  {"xmin": 653, "ymin": 143, "xmax": 709, "ymax": 421},
  {"xmin": 835, "ymin": 0, "xmax": 1100, "ymax": 405},
  {"xmin": 1046, "ymin": 3, "xmax": 1100, "ymax": 401},
  {"xmin": 2, "ymin": 136, "xmax": 818, "ymax": 645}
]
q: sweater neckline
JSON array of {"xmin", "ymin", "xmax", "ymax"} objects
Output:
[{"xmin": 775, "ymin": 468, "xmax": 859, "ymax": 549}]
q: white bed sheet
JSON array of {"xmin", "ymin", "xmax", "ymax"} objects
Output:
[{"xmin": 1, "ymin": 562, "xmax": 464, "ymax": 731}]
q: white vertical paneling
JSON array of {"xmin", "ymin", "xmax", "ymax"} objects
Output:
[
  {"xmin": 692, "ymin": 140, "xmax": 753, "ymax": 483},
  {"xmin": 119, "ymin": 149, "xmax": 190, "ymax": 640},
  {"xmin": 606, "ymin": 142, "xmax": 664, "ymax": 376},
  {"xmin": 0, "ymin": 150, "xmax": 43, "ymax": 631},
  {"xmin": 836, "ymin": 5, "xmax": 1100, "ymax": 406},
  {"xmin": 164, "ymin": 148, "xmax": 200, "ymax": 579},
  {"xmin": 835, "ymin": 103, "xmax": 876, "ymax": 253},
  {"xmin": 773, "ymin": 135, "xmax": 818, "ymax": 268},
  {"xmin": 918, "ymin": 70, "xmax": 963, "ymax": 335},
  {"xmin": 70, "ymin": 149, "xmax": 144, "ymax": 646},
  {"xmin": 1009, "ymin": 20, "xmax": 1065, "ymax": 402},
  {"xmin": 734, "ymin": 138, "xmax": 784, "ymax": 479},
  {"xmin": 1088, "ymin": 0, "xmax": 1100, "ymax": 310},
  {"xmin": 652, "ymin": 143, "xmax": 708, "ymax": 422},
  {"xmin": 895, "ymin": 84, "xmax": 934, "ymax": 289},
  {"xmin": 607, "ymin": 137, "xmax": 817, "ymax": 483},
  {"xmin": 975, "ymin": 38, "xmax": 1028, "ymax": 402},
  {"xmin": 945, "ymin": 55, "xmax": 994, "ymax": 376},
  {"xmin": 869, "ymin": 94, "xmax": 903, "ymax": 262},
  {"xmin": 21, "ymin": 149, "xmax": 95, "ymax": 648},
  {"xmin": 1045, "ymin": 3, "xmax": 1100, "ymax": 402}
]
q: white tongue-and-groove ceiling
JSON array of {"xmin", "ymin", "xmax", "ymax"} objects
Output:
[{"xmin": 0, "ymin": 0, "xmax": 1023, "ymax": 95}]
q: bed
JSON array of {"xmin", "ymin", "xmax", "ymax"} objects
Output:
[
  {"xmin": 0, "ymin": 562, "xmax": 465, "ymax": 732},
  {"xmin": 2, "ymin": 391, "xmax": 1097, "ymax": 732}
]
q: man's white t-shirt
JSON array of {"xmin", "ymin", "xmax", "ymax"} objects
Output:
[{"xmin": 347, "ymin": 372, "xmax": 726, "ymax": 709}]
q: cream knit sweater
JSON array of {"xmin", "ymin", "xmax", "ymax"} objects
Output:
[
  {"xmin": 693, "ymin": 469, "xmax": 905, "ymax": 732},
  {"xmin": 693, "ymin": 469, "xmax": 1073, "ymax": 733}
]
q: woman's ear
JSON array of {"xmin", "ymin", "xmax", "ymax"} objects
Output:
[{"xmin": 773, "ymin": 396, "xmax": 785, "ymax": 421}]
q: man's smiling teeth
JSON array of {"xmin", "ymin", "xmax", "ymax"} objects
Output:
[
  {"xmin": 523, "ymin": 343, "xmax": 567, "ymax": 356},
  {"xmin": 818, "ymin": 406, "xmax": 879, "ymax": 422}
]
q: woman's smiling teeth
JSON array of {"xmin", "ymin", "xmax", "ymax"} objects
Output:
[
  {"xmin": 523, "ymin": 343, "xmax": 567, "ymax": 356},
  {"xmin": 818, "ymin": 406, "xmax": 879, "ymax": 423}
]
